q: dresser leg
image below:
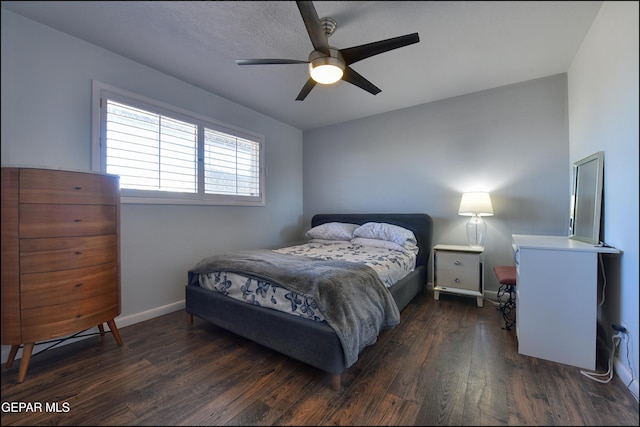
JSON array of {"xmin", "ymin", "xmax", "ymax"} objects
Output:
[
  {"xmin": 6, "ymin": 345, "xmax": 19, "ymax": 368},
  {"xmin": 17, "ymin": 343, "xmax": 34, "ymax": 383},
  {"xmin": 98, "ymin": 323, "xmax": 106, "ymax": 336},
  {"xmin": 476, "ymin": 297, "xmax": 484, "ymax": 308},
  {"xmin": 106, "ymin": 319, "xmax": 123, "ymax": 346}
]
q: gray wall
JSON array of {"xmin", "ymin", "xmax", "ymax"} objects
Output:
[
  {"xmin": 0, "ymin": 10, "xmax": 304, "ymax": 348},
  {"xmin": 303, "ymin": 74, "xmax": 570, "ymax": 291},
  {"xmin": 567, "ymin": 1, "xmax": 639, "ymax": 398}
]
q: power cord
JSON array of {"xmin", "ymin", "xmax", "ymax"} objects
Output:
[
  {"xmin": 597, "ymin": 252, "xmax": 606, "ymax": 307},
  {"xmin": 580, "ymin": 333, "xmax": 622, "ymax": 383}
]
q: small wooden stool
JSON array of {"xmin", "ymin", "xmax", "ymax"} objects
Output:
[{"xmin": 494, "ymin": 266, "xmax": 517, "ymax": 330}]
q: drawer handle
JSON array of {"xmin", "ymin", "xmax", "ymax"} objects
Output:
[
  {"xmin": 454, "ymin": 260, "xmax": 461, "ymax": 266},
  {"xmin": 75, "ymin": 251, "xmax": 83, "ymax": 255},
  {"xmin": 74, "ymin": 186, "xmax": 83, "ymax": 190},
  {"xmin": 75, "ymin": 283, "xmax": 83, "ymax": 288},
  {"xmin": 74, "ymin": 219, "xmax": 83, "ymax": 222},
  {"xmin": 455, "ymin": 278, "xmax": 461, "ymax": 283}
]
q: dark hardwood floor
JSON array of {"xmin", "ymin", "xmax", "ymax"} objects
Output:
[{"xmin": 2, "ymin": 289, "xmax": 638, "ymax": 426}]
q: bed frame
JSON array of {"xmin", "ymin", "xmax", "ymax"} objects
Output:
[{"xmin": 185, "ymin": 213, "xmax": 433, "ymax": 390}]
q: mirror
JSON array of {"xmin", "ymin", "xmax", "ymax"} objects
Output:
[{"xmin": 569, "ymin": 151, "xmax": 604, "ymax": 244}]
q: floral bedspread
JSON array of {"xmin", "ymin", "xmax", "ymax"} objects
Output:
[{"xmin": 198, "ymin": 241, "xmax": 416, "ymax": 322}]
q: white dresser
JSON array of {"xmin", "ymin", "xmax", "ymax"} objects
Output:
[{"xmin": 512, "ymin": 234, "xmax": 619, "ymax": 369}]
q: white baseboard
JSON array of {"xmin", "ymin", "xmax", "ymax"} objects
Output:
[
  {"xmin": 115, "ymin": 300, "xmax": 185, "ymax": 329},
  {"xmin": 1, "ymin": 300, "xmax": 185, "ymax": 365},
  {"xmin": 483, "ymin": 289, "xmax": 501, "ymax": 303},
  {"xmin": 614, "ymin": 356, "xmax": 640, "ymax": 402}
]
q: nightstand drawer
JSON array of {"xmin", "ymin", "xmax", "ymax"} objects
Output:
[
  {"xmin": 436, "ymin": 251, "xmax": 478, "ymax": 272},
  {"xmin": 436, "ymin": 268, "xmax": 479, "ymax": 292}
]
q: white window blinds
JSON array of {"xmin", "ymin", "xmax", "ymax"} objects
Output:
[
  {"xmin": 105, "ymin": 100, "xmax": 198, "ymax": 193},
  {"xmin": 94, "ymin": 82, "xmax": 265, "ymax": 206},
  {"xmin": 204, "ymin": 128, "xmax": 261, "ymax": 197}
]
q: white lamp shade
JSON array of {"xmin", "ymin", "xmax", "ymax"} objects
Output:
[{"xmin": 458, "ymin": 192, "xmax": 494, "ymax": 216}]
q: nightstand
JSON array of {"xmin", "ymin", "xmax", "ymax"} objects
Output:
[{"xmin": 433, "ymin": 244, "xmax": 484, "ymax": 307}]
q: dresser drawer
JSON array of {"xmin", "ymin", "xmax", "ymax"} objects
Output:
[
  {"xmin": 22, "ymin": 292, "xmax": 119, "ymax": 342},
  {"xmin": 436, "ymin": 251, "xmax": 478, "ymax": 272},
  {"xmin": 19, "ymin": 169, "xmax": 117, "ymax": 205},
  {"xmin": 20, "ymin": 235, "xmax": 117, "ymax": 274},
  {"xmin": 21, "ymin": 263, "xmax": 119, "ymax": 309},
  {"xmin": 20, "ymin": 204, "xmax": 116, "ymax": 238}
]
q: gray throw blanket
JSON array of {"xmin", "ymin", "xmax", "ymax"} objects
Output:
[{"xmin": 188, "ymin": 249, "xmax": 400, "ymax": 367}]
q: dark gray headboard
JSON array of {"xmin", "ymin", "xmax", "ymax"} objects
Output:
[{"xmin": 311, "ymin": 213, "xmax": 434, "ymax": 268}]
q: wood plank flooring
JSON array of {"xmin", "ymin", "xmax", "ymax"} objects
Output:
[{"xmin": 2, "ymin": 289, "xmax": 638, "ymax": 426}]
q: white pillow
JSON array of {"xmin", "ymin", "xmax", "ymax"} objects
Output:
[
  {"xmin": 350, "ymin": 237, "xmax": 405, "ymax": 251},
  {"xmin": 353, "ymin": 222, "xmax": 417, "ymax": 246},
  {"xmin": 309, "ymin": 238, "xmax": 347, "ymax": 245},
  {"xmin": 305, "ymin": 222, "xmax": 359, "ymax": 241},
  {"xmin": 403, "ymin": 241, "xmax": 420, "ymax": 255}
]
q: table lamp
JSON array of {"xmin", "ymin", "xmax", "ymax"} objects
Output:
[{"xmin": 458, "ymin": 192, "xmax": 494, "ymax": 247}]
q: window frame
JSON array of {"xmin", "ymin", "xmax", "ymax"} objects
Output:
[{"xmin": 91, "ymin": 80, "xmax": 265, "ymax": 206}]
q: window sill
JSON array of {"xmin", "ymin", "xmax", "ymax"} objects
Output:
[{"xmin": 120, "ymin": 196, "xmax": 265, "ymax": 206}]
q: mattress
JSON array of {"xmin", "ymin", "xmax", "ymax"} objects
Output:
[{"xmin": 197, "ymin": 240, "xmax": 417, "ymax": 322}]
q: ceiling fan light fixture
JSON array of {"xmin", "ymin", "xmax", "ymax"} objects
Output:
[
  {"xmin": 308, "ymin": 48, "xmax": 345, "ymax": 84},
  {"xmin": 310, "ymin": 61, "xmax": 344, "ymax": 84},
  {"xmin": 237, "ymin": 2, "xmax": 420, "ymax": 100}
]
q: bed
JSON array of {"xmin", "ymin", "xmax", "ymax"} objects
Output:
[{"xmin": 185, "ymin": 213, "xmax": 433, "ymax": 390}]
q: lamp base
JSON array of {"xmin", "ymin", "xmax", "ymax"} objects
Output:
[{"xmin": 466, "ymin": 215, "xmax": 487, "ymax": 247}]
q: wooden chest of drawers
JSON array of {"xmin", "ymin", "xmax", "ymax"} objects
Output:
[{"xmin": 1, "ymin": 167, "xmax": 122, "ymax": 382}]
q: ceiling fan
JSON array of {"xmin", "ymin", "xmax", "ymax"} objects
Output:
[{"xmin": 236, "ymin": 1, "xmax": 420, "ymax": 101}]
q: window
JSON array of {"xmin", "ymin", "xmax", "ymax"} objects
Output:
[{"xmin": 92, "ymin": 81, "xmax": 264, "ymax": 206}]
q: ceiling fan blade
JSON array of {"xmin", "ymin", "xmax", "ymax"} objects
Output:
[
  {"xmin": 236, "ymin": 59, "xmax": 308, "ymax": 65},
  {"xmin": 296, "ymin": 1, "xmax": 330, "ymax": 54},
  {"xmin": 339, "ymin": 33, "xmax": 420, "ymax": 65},
  {"xmin": 295, "ymin": 78, "xmax": 317, "ymax": 101},
  {"xmin": 342, "ymin": 66, "xmax": 381, "ymax": 96}
]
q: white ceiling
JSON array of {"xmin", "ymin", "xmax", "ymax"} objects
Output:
[{"xmin": 2, "ymin": 1, "xmax": 603, "ymax": 130}]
